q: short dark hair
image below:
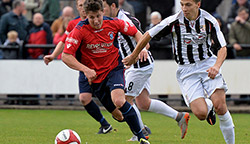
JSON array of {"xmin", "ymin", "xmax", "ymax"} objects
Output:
[
  {"xmin": 103, "ymin": 0, "xmax": 118, "ymax": 7},
  {"xmin": 12, "ymin": 0, "xmax": 22, "ymax": 9},
  {"xmin": 194, "ymin": 0, "xmax": 201, "ymax": 3},
  {"xmin": 84, "ymin": 0, "xmax": 103, "ymax": 13},
  {"xmin": 237, "ymin": 6, "xmax": 249, "ymax": 14}
]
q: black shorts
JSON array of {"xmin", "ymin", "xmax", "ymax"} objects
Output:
[
  {"xmin": 92, "ymin": 66, "xmax": 125, "ymax": 113},
  {"xmin": 78, "ymin": 71, "xmax": 92, "ymax": 93}
]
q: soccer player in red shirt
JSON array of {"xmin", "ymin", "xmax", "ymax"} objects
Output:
[
  {"xmin": 43, "ymin": 0, "xmax": 114, "ymax": 135},
  {"xmin": 62, "ymin": 0, "xmax": 149, "ymax": 143}
]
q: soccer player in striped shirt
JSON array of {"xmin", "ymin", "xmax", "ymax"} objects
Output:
[
  {"xmin": 103, "ymin": 0, "xmax": 190, "ymax": 141},
  {"xmin": 123, "ymin": 0, "xmax": 235, "ymax": 143}
]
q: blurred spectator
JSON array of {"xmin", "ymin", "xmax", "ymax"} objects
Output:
[
  {"xmin": 119, "ymin": 0, "xmax": 134, "ymax": 16},
  {"xmin": 227, "ymin": 0, "xmax": 250, "ymax": 24},
  {"xmin": 127, "ymin": 0, "xmax": 147, "ymax": 30},
  {"xmin": 0, "ymin": 0, "xmax": 12, "ymax": 18},
  {"xmin": 0, "ymin": 0, "xmax": 29, "ymax": 44},
  {"xmin": 2, "ymin": 30, "xmax": 24, "ymax": 105},
  {"xmin": 145, "ymin": 11, "xmax": 172, "ymax": 59},
  {"xmin": 59, "ymin": 0, "xmax": 78, "ymax": 16},
  {"xmin": 228, "ymin": 7, "xmax": 250, "ymax": 58},
  {"xmin": 53, "ymin": 16, "xmax": 72, "ymax": 59},
  {"xmin": 24, "ymin": 0, "xmax": 43, "ymax": 21},
  {"xmin": 146, "ymin": 0, "xmax": 174, "ymax": 19},
  {"xmin": 27, "ymin": 12, "xmax": 52, "ymax": 105},
  {"xmin": 229, "ymin": 4, "xmax": 250, "ymax": 105},
  {"xmin": 51, "ymin": 6, "xmax": 74, "ymax": 37},
  {"xmin": 145, "ymin": 11, "xmax": 162, "ymax": 30},
  {"xmin": 2, "ymin": 30, "xmax": 21, "ymax": 59},
  {"xmin": 27, "ymin": 12, "xmax": 52, "ymax": 59},
  {"xmin": 40, "ymin": 0, "xmax": 60, "ymax": 24},
  {"xmin": 200, "ymin": 0, "xmax": 222, "ymax": 15},
  {"xmin": 53, "ymin": 16, "xmax": 72, "ymax": 45}
]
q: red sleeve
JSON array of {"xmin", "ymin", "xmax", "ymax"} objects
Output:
[
  {"xmin": 63, "ymin": 27, "xmax": 83, "ymax": 55},
  {"xmin": 61, "ymin": 33, "xmax": 67, "ymax": 43},
  {"xmin": 61, "ymin": 20, "xmax": 76, "ymax": 43},
  {"xmin": 117, "ymin": 19, "xmax": 138, "ymax": 36}
]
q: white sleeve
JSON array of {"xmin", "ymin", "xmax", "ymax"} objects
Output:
[
  {"xmin": 211, "ymin": 17, "xmax": 227, "ymax": 48},
  {"xmin": 214, "ymin": 22, "xmax": 227, "ymax": 47},
  {"xmin": 148, "ymin": 13, "xmax": 178, "ymax": 38},
  {"xmin": 148, "ymin": 18, "xmax": 169, "ymax": 38}
]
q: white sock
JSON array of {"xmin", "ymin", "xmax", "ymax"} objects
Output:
[
  {"xmin": 148, "ymin": 99, "xmax": 178, "ymax": 120},
  {"xmin": 205, "ymin": 98, "xmax": 213, "ymax": 117},
  {"xmin": 132, "ymin": 104, "xmax": 144, "ymax": 129},
  {"xmin": 218, "ymin": 111, "xmax": 235, "ymax": 144}
]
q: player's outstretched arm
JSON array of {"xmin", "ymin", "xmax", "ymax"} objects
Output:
[
  {"xmin": 122, "ymin": 31, "xmax": 151, "ymax": 66},
  {"xmin": 43, "ymin": 41, "xmax": 65, "ymax": 65},
  {"xmin": 207, "ymin": 46, "xmax": 227, "ymax": 79},
  {"xmin": 133, "ymin": 30, "xmax": 150, "ymax": 62}
]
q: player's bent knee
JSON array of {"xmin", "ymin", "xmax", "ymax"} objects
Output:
[
  {"xmin": 196, "ymin": 114, "xmax": 207, "ymax": 121},
  {"xmin": 113, "ymin": 99, "xmax": 126, "ymax": 108},
  {"xmin": 136, "ymin": 102, "xmax": 149, "ymax": 111},
  {"xmin": 79, "ymin": 93, "xmax": 92, "ymax": 106},
  {"xmin": 135, "ymin": 98, "xmax": 150, "ymax": 110},
  {"xmin": 193, "ymin": 110, "xmax": 207, "ymax": 120},
  {"xmin": 214, "ymin": 103, "xmax": 227, "ymax": 115}
]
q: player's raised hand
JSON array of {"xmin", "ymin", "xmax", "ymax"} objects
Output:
[
  {"xmin": 206, "ymin": 65, "xmax": 219, "ymax": 79},
  {"xmin": 84, "ymin": 68, "xmax": 97, "ymax": 85},
  {"xmin": 43, "ymin": 55, "xmax": 55, "ymax": 65},
  {"xmin": 122, "ymin": 54, "xmax": 138, "ymax": 66},
  {"xmin": 138, "ymin": 49, "xmax": 148, "ymax": 62}
]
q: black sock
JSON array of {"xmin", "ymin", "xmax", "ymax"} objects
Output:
[
  {"xmin": 119, "ymin": 101, "xmax": 145, "ymax": 141},
  {"xmin": 84, "ymin": 100, "xmax": 109, "ymax": 126}
]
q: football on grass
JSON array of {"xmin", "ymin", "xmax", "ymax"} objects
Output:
[{"xmin": 55, "ymin": 129, "xmax": 81, "ymax": 144}]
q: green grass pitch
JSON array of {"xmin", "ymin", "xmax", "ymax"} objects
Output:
[{"xmin": 0, "ymin": 109, "xmax": 249, "ymax": 144}]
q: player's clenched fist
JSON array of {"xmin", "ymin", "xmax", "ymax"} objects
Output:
[
  {"xmin": 84, "ymin": 68, "xmax": 97, "ymax": 85},
  {"xmin": 206, "ymin": 66, "xmax": 219, "ymax": 79},
  {"xmin": 43, "ymin": 55, "xmax": 55, "ymax": 65}
]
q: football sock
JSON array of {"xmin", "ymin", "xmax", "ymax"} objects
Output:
[
  {"xmin": 132, "ymin": 104, "xmax": 144, "ymax": 129},
  {"xmin": 84, "ymin": 100, "xmax": 109, "ymax": 126},
  {"xmin": 218, "ymin": 111, "xmax": 235, "ymax": 144},
  {"xmin": 148, "ymin": 99, "xmax": 178, "ymax": 120},
  {"xmin": 119, "ymin": 101, "xmax": 145, "ymax": 141},
  {"xmin": 205, "ymin": 98, "xmax": 213, "ymax": 117},
  {"xmin": 175, "ymin": 112, "xmax": 184, "ymax": 122}
]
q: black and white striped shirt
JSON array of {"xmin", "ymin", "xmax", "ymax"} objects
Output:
[
  {"xmin": 117, "ymin": 9, "xmax": 154, "ymax": 68},
  {"xmin": 148, "ymin": 9, "xmax": 226, "ymax": 65}
]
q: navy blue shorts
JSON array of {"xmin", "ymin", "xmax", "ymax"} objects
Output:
[
  {"xmin": 92, "ymin": 66, "xmax": 125, "ymax": 113},
  {"xmin": 78, "ymin": 71, "xmax": 92, "ymax": 93}
]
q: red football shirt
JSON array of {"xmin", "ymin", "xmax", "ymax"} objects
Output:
[
  {"xmin": 63, "ymin": 17, "xmax": 138, "ymax": 83},
  {"xmin": 61, "ymin": 16, "xmax": 81, "ymax": 43}
]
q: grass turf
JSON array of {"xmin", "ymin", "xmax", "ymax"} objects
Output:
[{"xmin": 0, "ymin": 109, "xmax": 249, "ymax": 144}]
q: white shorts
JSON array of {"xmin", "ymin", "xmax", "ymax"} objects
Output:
[
  {"xmin": 125, "ymin": 63, "xmax": 154, "ymax": 97},
  {"xmin": 176, "ymin": 56, "xmax": 227, "ymax": 107}
]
